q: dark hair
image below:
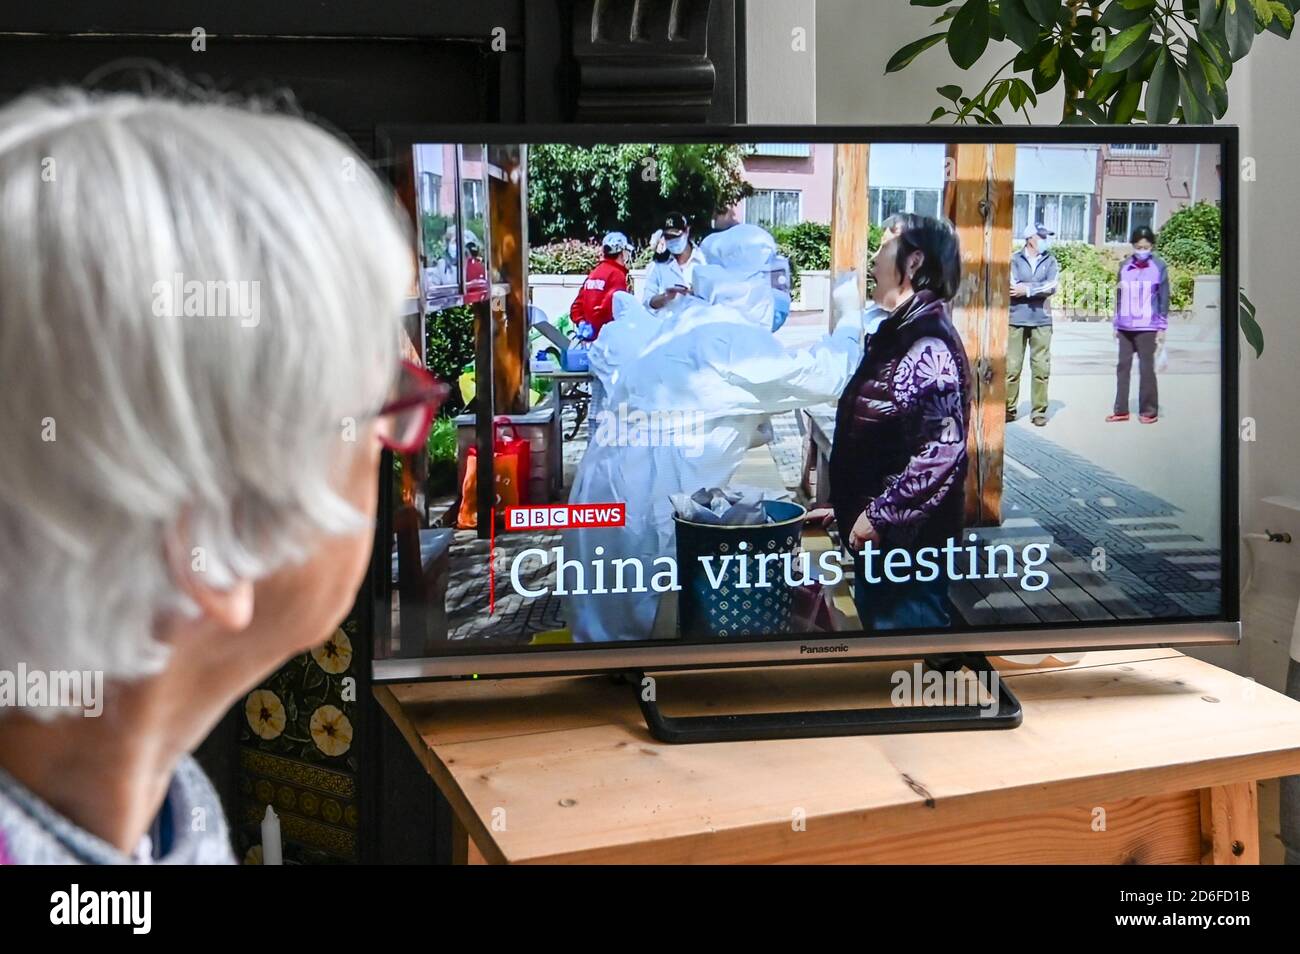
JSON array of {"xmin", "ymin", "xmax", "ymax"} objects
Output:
[
  {"xmin": 883, "ymin": 213, "xmax": 962, "ymax": 301},
  {"xmin": 1130, "ymin": 225, "xmax": 1156, "ymax": 246}
]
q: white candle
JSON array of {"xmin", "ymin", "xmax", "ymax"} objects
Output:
[{"xmin": 261, "ymin": 804, "xmax": 283, "ymax": 866}]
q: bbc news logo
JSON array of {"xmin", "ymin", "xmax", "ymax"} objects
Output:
[{"xmin": 505, "ymin": 504, "xmax": 625, "ymax": 531}]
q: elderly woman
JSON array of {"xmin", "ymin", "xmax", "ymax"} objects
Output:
[
  {"xmin": 0, "ymin": 91, "xmax": 440, "ymax": 863},
  {"xmin": 816, "ymin": 214, "xmax": 970, "ymax": 631},
  {"xmin": 1107, "ymin": 225, "xmax": 1169, "ymax": 424}
]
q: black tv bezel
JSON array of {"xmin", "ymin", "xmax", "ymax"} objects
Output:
[{"xmin": 374, "ymin": 123, "xmax": 1240, "ymax": 683}]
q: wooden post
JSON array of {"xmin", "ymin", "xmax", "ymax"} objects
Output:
[
  {"xmin": 943, "ymin": 143, "xmax": 1015, "ymax": 527},
  {"xmin": 829, "ymin": 143, "xmax": 870, "ymax": 329},
  {"xmin": 487, "ymin": 143, "xmax": 529, "ymax": 414}
]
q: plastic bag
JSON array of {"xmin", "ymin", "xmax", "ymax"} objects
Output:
[
  {"xmin": 1155, "ymin": 337, "xmax": 1170, "ymax": 373},
  {"xmin": 456, "ymin": 418, "xmax": 530, "ymax": 528},
  {"xmin": 669, "ymin": 486, "xmax": 778, "ymax": 525}
]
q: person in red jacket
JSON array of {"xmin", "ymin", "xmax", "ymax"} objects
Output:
[{"xmin": 570, "ymin": 231, "xmax": 631, "ymax": 340}]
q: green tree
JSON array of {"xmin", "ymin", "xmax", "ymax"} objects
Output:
[{"xmin": 528, "ymin": 143, "xmax": 753, "ymax": 246}]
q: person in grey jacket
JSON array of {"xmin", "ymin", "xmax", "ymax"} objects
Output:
[{"xmin": 1007, "ymin": 224, "xmax": 1060, "ymax": 426}]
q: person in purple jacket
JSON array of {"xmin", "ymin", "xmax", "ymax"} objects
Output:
[
  {"xmin": 818, "ymin": 214, "xmax": 970, "ymax": 631},
  {"xmin": 1108, "ymin": 225, "xmax": 1169, "ymax": 424}
]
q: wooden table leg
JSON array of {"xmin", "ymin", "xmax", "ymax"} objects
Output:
[
  {"xmin": 451, "ymin": 813, "xmax": 490, "ymax": 865},
  {"xmin": 1199, "ymin": 782, "xmax": 1259, "ymax": 864}
]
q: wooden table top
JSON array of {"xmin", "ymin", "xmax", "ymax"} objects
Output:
[{"xmin": 375, "ymin": 648, "xmax": 1300, "ymax": 864}]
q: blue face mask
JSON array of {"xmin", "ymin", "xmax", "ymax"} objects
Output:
[
  {"xmin": 1134, "ymin": 248, "xmax": 1153, "ymax": 261},
  {"xmin": 667, "ymin": 235, "xmax": 688, "ymax": 255},
  {"xmin": 771, "ymin": 291, "xmax": 791, "ymax": 332},
  {"xmin": 1038, "ymin": 237, "xmax": 1051, "ymax": 252}
]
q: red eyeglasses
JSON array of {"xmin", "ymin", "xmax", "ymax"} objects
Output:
[{"xmin": 376, "ymin": 360, "xmax": 451, "ymax": 455}]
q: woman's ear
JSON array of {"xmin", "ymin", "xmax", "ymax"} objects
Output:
[
  {"xmin": 908, "ymin": 249, "xmax": 925, "ymax": 281},
  {"xmin": 185, "ymin": 576, "xmax": 256, "ymax": 632},
  {"xmin": 165, "ymin": 519, "xmax": 256, "ymax": 632}
]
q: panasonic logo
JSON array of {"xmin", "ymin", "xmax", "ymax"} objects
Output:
[{"xmin": 799, "ymin": 644, "xmax": 850, "ymax": 654}]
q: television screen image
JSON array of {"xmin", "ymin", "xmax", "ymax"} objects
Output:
[{"xmin": 376, "ymin": 129, "xmax": 1238, "ymax": 681}]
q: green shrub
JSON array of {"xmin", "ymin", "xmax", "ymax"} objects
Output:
[
  {"xmin": 1158, "ymin": 201, "xmax": 1221, "ymax": 252},
  {"xmin": 1049, "ymin": 242, "xmax": 1123, "ymax": 318},
  {"xmin": 529, "ymin": 240, "xmax": 604, "ymax": 275},
  {"xmin": 1158, "ymin": 237, "xmax": 1218, "ymax": 274},
  {"xmin": 424, "ymin": 305, "xmax": 475, "ymax": 416},
  {"xmin": 631, "ymin": 244, "xmax": 658, "ymax": 269},
  {"xmin": 1167, "ymin": 264, "xmax": 1196, "ymax": 312},
  {"xmin": 772, "ymin": 221, "xmax": 832, "ymax": 272},
  {"xmin": 426, "ymin": 415, "xmax": 458, "ymax": 464}
]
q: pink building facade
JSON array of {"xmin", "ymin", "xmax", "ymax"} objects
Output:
[{"xmin": 727, "ymin": 141, "xmax": 1220, "ymax": 248}]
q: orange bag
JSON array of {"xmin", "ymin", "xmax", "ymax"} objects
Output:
[{"xmin": 456, "ymin": 418, "xmax": 531, "ymax": 529}]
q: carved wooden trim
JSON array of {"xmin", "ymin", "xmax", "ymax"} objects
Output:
[{"xmin": 570, "ymin": 0, "xmax": 718, "ymax": 121}]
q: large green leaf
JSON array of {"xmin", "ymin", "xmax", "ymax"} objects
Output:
[
  {"xmin": 1145, "ymin": 49, "xmax": 1182, "ymax": 123},
  {"xmin": 1127, "ymin": 42, "xmax": 1162, "ymax": 81},
  {"xmin": 1267, "ymin": 0, "xmax": 1296, "ymax": 36},
  {"xmin": 1198, "ymin": 19, "xmax": 1236, "ymax": 77},
  {"xmin": 1110, "ymin": 80, "xmax": 1144, "ymax": 122},
  {"xmin": 988, "ymin": 79, "xmax": 1012, "ymax": 111},
  {"xmin": 886, "ymin": 32, "xmax": 947, "ymax": 72},
  {"xmin": 1100, "ymin": 2, "xmax": 1151, "ymax": 28},
  {"xmin": 1060, "ymin": 43, "xmax": 1090, "ymax": 87},
  {"xmin": 1191, "ymin": 41, "xmax": 1230, "ymax": 115},
  {"xmin": 1032, "ymin": 43, "xmax": 1063, "ymax": 92},
  {"xmin": 1085, "ymin": 69, "xmax": 1125, "ymax": 102},
  {"xmin": 1072, "ymin": 97, "xmax": 1111, "ymax": 123},
  {"xmin": 1199, "ymin": 0, "xmax": 1222, "ymax": 28},
  {"xmin": 1102, "ymin": 21, "xmax": 1154, "ymax": 72},
  {"xmin": 1179, "ymin": 69, "xmax": 1213, "ymax": 122},
  {"xmin": 1014, "ymin": 35, "xmax": 1053, "ymax": 70},
  {"xmin": 1024, "ymin": 0, "xmax": 1063, "ymax": 24},
  {"xmin": 1226, "ymin": 0, "xmax": 1258, "ymax": 58},
  {"xmin": 1013, "ymin": 77, "xmax": 1039, "ymax": 108},
  {"xmin": 1000, "ymin": 0, "xmax": 1043, "ymax": 48},
  {"xmin": 1185, "ymin": 41, "xmax": 1211, "ymax": 113},
  {"xmin": 948, "ymin": 0, "xmax": 992, "ymax": 69}
]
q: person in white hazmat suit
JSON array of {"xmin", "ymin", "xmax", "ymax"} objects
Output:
[{"xmin": 565, "ymin": 223, "xmax": 880, "ymax": 642}]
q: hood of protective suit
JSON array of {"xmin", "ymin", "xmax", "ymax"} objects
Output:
[
  {"xmin": 695, "ymin": 223, "xmax": 789, "ymax": 331},
  {"xmin": 700, "ymin": 223, "xmax": 777, "ymax": 272}
]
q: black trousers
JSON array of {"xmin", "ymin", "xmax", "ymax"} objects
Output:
[{"xmin": 1114, "ymin": 329, "xmax": 1158, "ymax": 418}]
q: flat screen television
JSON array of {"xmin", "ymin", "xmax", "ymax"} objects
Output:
[{"xmin": 373, "ymin": 125, "xmax": 1239, "ymax": 700}]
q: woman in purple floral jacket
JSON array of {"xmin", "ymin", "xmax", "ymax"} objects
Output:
[{"xmin": 820, "ymin": 214, "xmax": 971, "ymax": 631}]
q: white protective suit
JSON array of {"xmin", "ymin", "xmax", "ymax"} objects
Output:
[{"xmin": 567, "ymin": 225, "xmax": 870, "ymax": 642}]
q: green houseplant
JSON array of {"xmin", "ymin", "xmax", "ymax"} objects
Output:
[{"xmin": 887, "ymin": 0, "xmax": 1295, "ymax": 355}]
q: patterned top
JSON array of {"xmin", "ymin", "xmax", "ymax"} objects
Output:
[
  {"xmin": 864, "ymin": 335, "xmax": 968, "ymax": 544},
  {"xmin": 830, "ymin": 289, "xmax": 970, "ymax": 552},
  {"xmin": 0, "ymin": 756, "xmax": 235, "ymax": 865}
]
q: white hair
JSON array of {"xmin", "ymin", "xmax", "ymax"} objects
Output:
[{"xmin": 0, "ymin": 89, "xmax": 411, "ymax": 702}]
